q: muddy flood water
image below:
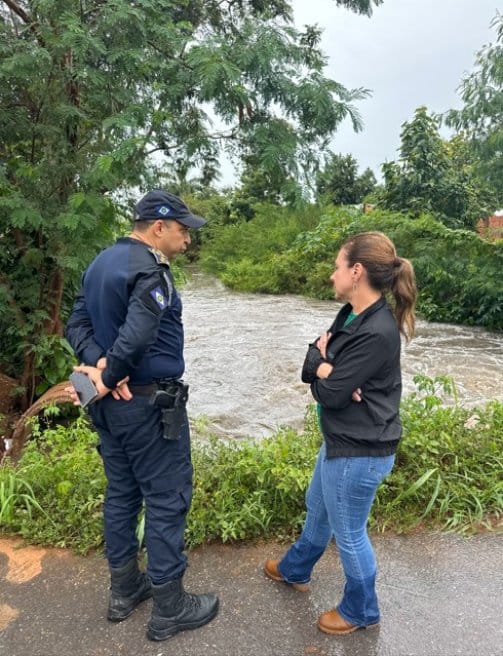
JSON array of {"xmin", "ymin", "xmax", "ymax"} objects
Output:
[{"xmin": 181, "ymin": 272, "xmax": 503, "ymax": 438}]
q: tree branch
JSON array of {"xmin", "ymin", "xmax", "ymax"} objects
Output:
[
  {"xmin": 144, "ymin": 128, "xmax": 240, "ymax": 156},
  {"xmin": 1, "ymin": 0, "xmax": 30, "ymax": 24},
  {"xmin": 2, "ymin": 0, "xmax": 45, "ymax": 45}
]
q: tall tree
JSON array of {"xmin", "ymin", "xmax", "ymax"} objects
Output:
[
  {"xmin": 316, "ymin": 153, "xmax": 376, "ymax": 205},
  {"xmin": 0, "ymin": 0, "xmax": 380, "ymax": 409},
  {"xmin": 379, "ymin": 107, "xmax": 493, "ymax": 229},
  {"xmin": 445, "ymin": 12, "xmax": 503, "ymax": 204}
]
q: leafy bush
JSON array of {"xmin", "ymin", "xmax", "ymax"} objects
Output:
[
  {"xmin": 376, "ymin": 375, "xmax": 503, "ymax": 533},
  {"xmin": 200, "ymin": 204, "xmax": 503, "ymax": 329},
  {"xmin": 0, "ymin": 416, "xmax": 105, "ymax": 552},
  {"xmin": 199, "ymin": 202, "xmax": 320, "ymax": 281},
  {"xmin": 354, "ymin": 211, "xmax": 503, "ymax": 329},
  {"xmin": 189, "ymin": 410, "xmax": 321, "ymax": 546},
  {"xmin": 1, "ymin": 378, "xmax": 501, "ymax": 553}
]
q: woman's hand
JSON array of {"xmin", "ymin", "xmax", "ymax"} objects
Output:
[
  {"xmin": 316, "ymin": 362, "xmax": 333, "ymax": 379},
  {"xmin": 316, "ymin": 332, "xmax": 331, "ymax": 359},
  {"xmin": 314, "ymin": 331, "xmax": 362, "ymax": 401},
  {"xmin": 314, "ymin": 365, "xmax": 363, "ymax": 403},
  {"xmin": 315, "ymin": 332, "xmax": 332, "ymax": 379}
]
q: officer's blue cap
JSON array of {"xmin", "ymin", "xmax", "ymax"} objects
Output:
[{"xmin": 134, "ymin": 189, "xmax": 206, "ymax": 228}]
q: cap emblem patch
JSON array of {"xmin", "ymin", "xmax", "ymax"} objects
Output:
[{"xmin": 157, "ymin": 205, "xmax": 171, "ymax": 216}]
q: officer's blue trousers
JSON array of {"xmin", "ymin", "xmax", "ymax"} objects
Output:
[{"xmin": 89, "ymin": 394, "xmax": 193, "ymax": 585}]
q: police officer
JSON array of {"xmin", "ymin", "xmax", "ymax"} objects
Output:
[{"xmin": 65, "ymin": 190, "xmax": 219, "ymax": 641}]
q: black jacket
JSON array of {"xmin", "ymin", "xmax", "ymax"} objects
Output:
[{"xmin": 302, "ymin": 297, "xmax": 402, "ymax": 458}]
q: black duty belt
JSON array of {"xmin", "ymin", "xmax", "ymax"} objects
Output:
[
  {"xmin": 129, "ymin": 379, "xmax": 180, "ymax": 396},
  {"xmin": 129, "ymin": 384, "xmax": 158, "ymax": 395}
]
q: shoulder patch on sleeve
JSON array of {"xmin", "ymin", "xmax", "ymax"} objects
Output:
[
  {"xmin": 137, "ymin": 274, "xmax": 173, "ymax": 316},
  {"xmin": 149, "ymin": 286, "xmax": 168, "ymax": 310}
]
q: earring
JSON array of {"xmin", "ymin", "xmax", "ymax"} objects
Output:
[{"xmin": 352, "ymin": 282, "xmax": 358, "ymax": 293}]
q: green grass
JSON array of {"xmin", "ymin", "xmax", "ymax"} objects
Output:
[{"xmin": 0, "ymin": 376, "xmax": 501, "ymax": 553}]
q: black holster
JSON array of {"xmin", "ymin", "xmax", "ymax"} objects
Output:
[{"xmin": 149, "ymin": 381, "xmax": 189, "ymax": 440}]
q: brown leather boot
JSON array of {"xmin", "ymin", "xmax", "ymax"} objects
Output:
[
  {"xmin": 263, "ymin": 559, "xmax": 310, "ymax": 592},
  {"xmin": 317, "ymin": 609, "xmax": 379, "ymax": 635}
]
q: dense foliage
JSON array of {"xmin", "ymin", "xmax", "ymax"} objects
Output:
[
  {"xmin": 0, "ymin": 0, "xmax": 376, "ymax": 409},
  {"xmin": 0, "ymin": 377, "xmax": 501, "ymax": 552},
  {"xmin": 200, "ymin": 205, "xmax": 503, "ymax": 330},
  {"xmin": 316, "ymin": 153, "xmax": 377, "ymax": 205},
  {"xmin": 379, "ymin": 107, "xmax": 495, "ymax": 229},
  {"xmin": 445, "ymin": 12, "xmax": 503, "ymax": 205}
]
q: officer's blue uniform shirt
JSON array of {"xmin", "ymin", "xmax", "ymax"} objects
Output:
[{"xmin": 66, "ymin": 237, "xmax": 184, "ymax": 388}]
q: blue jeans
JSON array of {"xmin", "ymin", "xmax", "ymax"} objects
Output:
[{"xmin": 279, "ymin": 443, "xmax": 395, "ymax": 626}]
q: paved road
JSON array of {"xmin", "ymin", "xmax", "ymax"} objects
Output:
[{"xmin": 1, "ymin": 532, "xmax": 502, "ymax": 656}]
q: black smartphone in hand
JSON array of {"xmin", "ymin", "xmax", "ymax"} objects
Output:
[{"xmin": 69, "ymin": 371, "xmax": 99, "ymax": 408}]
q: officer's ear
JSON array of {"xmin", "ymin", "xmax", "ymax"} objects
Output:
[{"xmin": 151, "ymin": 219, "xmax": 165, "ymax": 235}]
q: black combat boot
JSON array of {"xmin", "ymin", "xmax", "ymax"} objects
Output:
[
  {"xmin": 147, "ymin": 577, "xmax": 219, "ymax": 641},
  {"xmin": 108, "ymin": 558, "xmax": 152, "ymax": 622}
]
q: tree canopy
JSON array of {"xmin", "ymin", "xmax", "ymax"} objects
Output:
[
  {"xmin": 316, "ymin": 153, "xmax": 376, "ymax": 205},
  {"xmin": 379, "ymin": 107, "xmax": 494, "ymax": 229},
  {"xmin": 0, "ymin": 0, "xmax": 380, "ymax": 409},
  {"xmin": 445, "ymin": 12, "xmax": 503, "ymax": 205}
]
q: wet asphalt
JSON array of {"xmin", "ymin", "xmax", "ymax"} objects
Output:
[{"xmin": 1, "ymin": 532, "xmax": 502, "ymax": 656}]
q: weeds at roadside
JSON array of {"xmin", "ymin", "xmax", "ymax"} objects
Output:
[{"xmin": 0, "ymin": 376, "xmax": 501, "ymax": 552}]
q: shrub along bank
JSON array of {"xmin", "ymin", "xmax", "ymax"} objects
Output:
[
  {"xmin": 199, "ymin": 205, "xmax": 503, "ymax": 330},
  {"xmin": 0, "ymin": 377, "xmax": 501, "ymax": 553}
]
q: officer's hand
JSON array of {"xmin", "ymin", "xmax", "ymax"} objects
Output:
[
  {"xmin": 96, "ymin": 357, "xmax": 107, "ymax": 370},
  {"xmin": 71, "ymin": 364, "xmax": 111, "ymax": 400},
  {"xmin": 95, "ymin": 358, "xmax": 132, "ymax": 401},
  {"xmin": 64, "ymin": 384, "xmax": 81, "ymax": 406},
  {"xmin": 112, "ymin": 378, "xmax": 132, "ymax": 401},
  {"xmin": 352, "ymin": 387, "xmax": 362, "ymax": 402}
]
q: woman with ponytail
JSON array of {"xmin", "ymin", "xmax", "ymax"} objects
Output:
[{"xmin": 264, "ymin": 232, "xmax": 417, "ymax": 635}]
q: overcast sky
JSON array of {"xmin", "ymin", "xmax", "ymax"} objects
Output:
[{"xmin": 289, "ymin": 0, "xmax": 499, "ymax": 180}]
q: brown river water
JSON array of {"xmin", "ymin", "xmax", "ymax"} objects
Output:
[{"xmin": 182, "ymin": 272, "xmax": 503, "ymax": 438}]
